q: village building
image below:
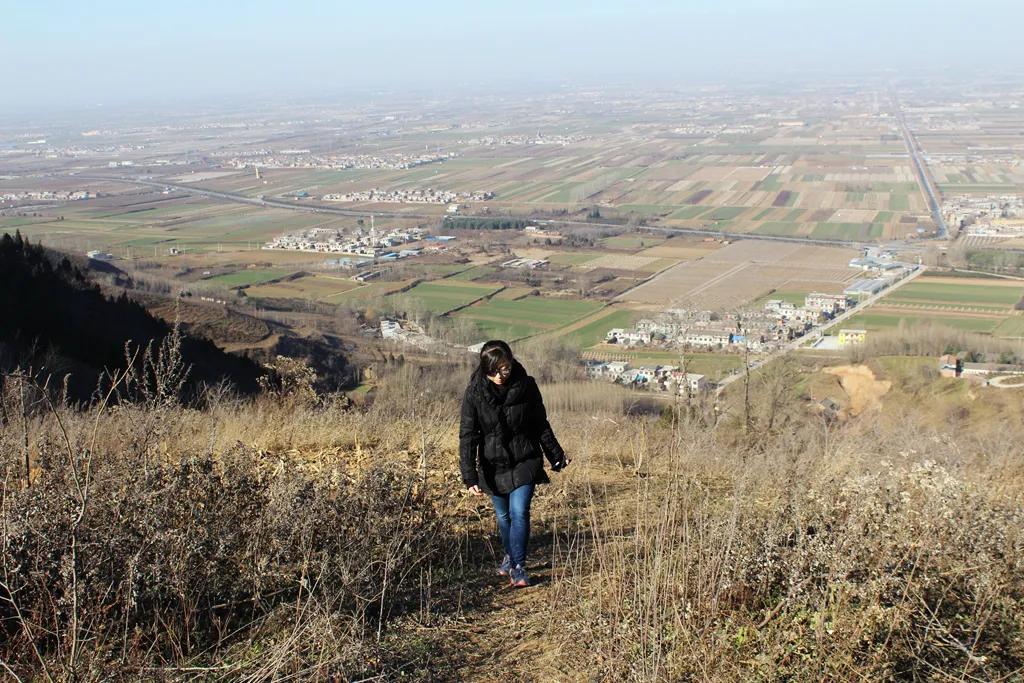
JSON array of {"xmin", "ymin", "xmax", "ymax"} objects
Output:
[
  {"xmin": 805, "ymin": 292, "xmax": 850, "ymax": 315},
  {"xmin": 682, "ymin": 329, "xmax": 733, "ymax": 348},
  {"xmin": 837, "ymin": 328, "xmax": 866, "ymax": 346}
]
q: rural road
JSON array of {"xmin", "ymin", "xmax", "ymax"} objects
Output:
[
  {"xmin": 987, "ymin": 374, "xmax": 1024, "ymax": 388},
  {"xmin": 715, "ymin": 265, "xmax": 928, "ymax": 392},
  {"xmin": 893, "ymin": 99, "xmax": 948, "ymax": 239}
]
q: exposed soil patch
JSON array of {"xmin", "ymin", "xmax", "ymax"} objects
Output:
[{"xmin": 823, "ymin": 364, "xmax": 892, "ymax": 416}]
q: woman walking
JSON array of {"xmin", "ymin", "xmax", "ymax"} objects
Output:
[{"xmin": 459, "ymin": 340, "xmax": 570, "ymax": 588}]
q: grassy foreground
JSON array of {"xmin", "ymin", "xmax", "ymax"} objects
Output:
[{"xmin": 1, "ymin": 355, "xmax": 1023, "ymax": 681}]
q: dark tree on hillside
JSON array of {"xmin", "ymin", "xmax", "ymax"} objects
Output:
[{"xmin": 0, "ymin": 232, "xmax": 262, "ymax": 402}]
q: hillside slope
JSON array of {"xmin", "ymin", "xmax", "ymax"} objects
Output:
[
  {"xmin": 0, "ymin": 231, "xmax": 263, "ymax": 400},
  {"xmin": 2, "ymin": 355, "xmax": 1022, "ymax": 680}
]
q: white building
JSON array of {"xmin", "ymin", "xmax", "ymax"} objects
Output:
[
  {"xmin": 682, "ymin": 330, "xmax": 732, "ymax": 347},
  {"xmin": 380, "ymin": 319, "xmax": 402, "ymax": 339},
  {"xmin": 805, "ymin": 293, "xmax": 850, "ymax": 314},
  {"xmin": 669, "ymin": 369, "xmax": 708, "ymax": 393}
]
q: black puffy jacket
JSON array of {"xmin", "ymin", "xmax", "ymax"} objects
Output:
[{"xmin": 458, "ymin": 359, "xmax": 565, "ymax": 495}]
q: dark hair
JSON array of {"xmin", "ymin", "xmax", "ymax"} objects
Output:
[{"xmin": 480, "ymin": 339, "xmax": 514, "ymax": 377}]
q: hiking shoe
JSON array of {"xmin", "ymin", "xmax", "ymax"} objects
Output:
[
  {"xmin": 509, "ymin": 564, "xmax": 530, "ymax": 588},
  {"xmin": 497, "ymin": 554, "xmax": 512, "ymax": 576}
]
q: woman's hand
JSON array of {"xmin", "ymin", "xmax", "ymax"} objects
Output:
[
  {"xmin": 468, "ymin": 484, "xmax": 483, "ymax": 497},
  {"xmin": 552, "ymin": 456, "xmax": 571, "ymax": 471}
]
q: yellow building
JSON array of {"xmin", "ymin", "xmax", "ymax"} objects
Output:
[{"xmin": 838, "ymin": 328, "xmax": 867, "ymax": 347}]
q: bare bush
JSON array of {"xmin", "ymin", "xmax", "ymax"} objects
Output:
[{"xmin": 551, "ymin": 407, "xmax": 1024, "ymax": 681}]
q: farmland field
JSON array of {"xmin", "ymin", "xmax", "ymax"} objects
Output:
[
  {"xmin": 838, "ymin": 312, "xmax": 1002, "ymax": 334},
  {"xmin": 448, "ymin": 265, "xmax": 498, "ymax": 281},
  {"xmin": 203, "ymin": 268, "xmax": 293, "ymax": 287},
  {"xmin": 754, "ymin": 287, "xmax": 840, "ymax": 307},
  {"xmin": 547, "ymin": 251, "xmax": 604, "ymax": 266},
  {"xmin": 0, "ymin": 197, "xmax": 360, "ymax": 254},
  {"xmin": 321, "ymin": 279, "xmax": 418, "ymax": 303},
  {"xmin": 577, "ymin": 254, "xmax": 667, "ymax": 272},
  {"xmin": 453, "ymin": 296, "xmax": 604, "ymax": 340},
  {"xmin": 619, "ymin": 241, "xmax": 860, "ymax": 310},
  {"xmin": 138, "ymin": 96, "xmax": 938, "ymax": 242},
  {"xmin": 550, "ymin": 306, "xmax": 646, "ymax": 348},
  {"xmin": 600, "ymin": 235, "xmax": 666, "ymax": 249},
  {"xmin": 841, "ymin": 275, "xmax": 1024, "ymax": 338},
  {"xmin": 388, "ymin": 280, "xmax": 501, "ymax": 314},
  {"xmin": 245, "ymin": 274, "xmax": 365, "ymax": 302}
]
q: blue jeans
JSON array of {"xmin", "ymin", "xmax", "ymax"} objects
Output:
[{"xmin": 491, "ymin": 483, "xmax": 535, "ymax": 567}]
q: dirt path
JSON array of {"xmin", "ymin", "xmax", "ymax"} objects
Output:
[
  {"xmin": 987, "ymin": 374, "xmax": 1024, "ymax": 389},
  {"xmin": 434, "ymin": 455, "xmax": 634, "ymax": 681},
  {"xmin": 438, "ymin": 512, "xmax": 578, "ymax": 682}
]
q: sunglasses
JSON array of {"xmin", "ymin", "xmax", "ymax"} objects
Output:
[{"xmin": 491, "ymin": 365, "xmax": 512, "ymax": 378}]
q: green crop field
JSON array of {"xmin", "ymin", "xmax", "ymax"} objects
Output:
[
  {"xmin": 845, "ymin": 275, "xmax": 1024, "ymax": 339},
  {"xmin": 204, "ymin": 268, "xmax": 293, "ymax": 287},
  {"xmin": 885, "ymin": 282, "xmax": 1022, "ymax": 307},
  {"xmin": 462, "ymin": 318, "xmax": 544, "ymax": 340},
  {"xmin": 454, "ymin": 296, "xmax": 604, "ymax": 340},
  {"xmin": 416, "ymin": 263, "xmax": 474, "ymax": 276},
  {"xmin": 0, "ymin": 199, "xmax": 340, "ymax": 254},
  {"xmin": 448, "ymin": 265, "xmax": 497, "ymax": 281},
  {"xmin": 993, "ymin": 316, "xmax": 1024, "ymax": 338},
  {"xmin": 547, "ymin": 252, "xmax": 603, "ymax": 265},
  {"xmin": 707, "ymin": 206, "xmax": 747, "ymax": 221},
  {"xmin": 838, "ymin": 312, "xmax": 1001, "ymax": 334},
  {"xmin": 390, "ymin": 281, "xmax": 501, "ymax": 314},
  {"xmin": 668, "ymin": 206, "xmax": 711, "ymax": 220},
  {"xmin": 753, "ymin": 221, "xmax": 801, "ymax": 236},
  {"xmin": 556, "ymin": 307, "xmax": 645, "ymax": 348}
]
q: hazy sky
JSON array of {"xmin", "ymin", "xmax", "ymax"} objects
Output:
[{"xmin": 3, "ymin": 0, "xmax": 1023, "ymax": 109}]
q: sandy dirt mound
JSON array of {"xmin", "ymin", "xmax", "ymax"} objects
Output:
[{"xmin": 823, "ymin": 364, "xmax": 892, "ymax": 416}]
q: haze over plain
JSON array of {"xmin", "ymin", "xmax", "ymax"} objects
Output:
[{"xmin": 4, "ymin": 0, "xmax": 1024, "ymax": 111}]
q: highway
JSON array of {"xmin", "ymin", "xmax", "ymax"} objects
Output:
[{"xmin": 893, "ymin": 100, "xmax": 948, "ymax": 238}]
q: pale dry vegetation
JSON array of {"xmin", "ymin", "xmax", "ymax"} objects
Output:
[
  {"xmin": 552, "ymin": 402, "xmax": 1024, "ymax": 681},
  {"xmin": 1, "ymin": 346, "xmax": 1023, "ymax": 681}
]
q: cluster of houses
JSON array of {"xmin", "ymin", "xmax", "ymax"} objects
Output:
[
  {"xmin": 582, "ymin": 360, "xmax": 710, "ymax": 395},
  {"xmin": 321, "ymin": 188, "xmax": 494, "ymax": 204},
  {"xmin": 264, "ymin": 225, "xmax": 425, "ymax": 257},
  {"xmin": 605, "ymin": 291, "xmax": 858, "ymax": 353},
  {"xmin": 227, "ymin": 151, "xmax": 455, "ymax": 171},
  {"xmin": 1, "ymin": 190, "xmax": 94, "ymax": 203},
  {"xmin": 455, "ymin": 133, "xmax": 590, "ymax": 146},
  {"xmin": 944, "ymin": 195, "xmax": 1024, "ymax": 234}
]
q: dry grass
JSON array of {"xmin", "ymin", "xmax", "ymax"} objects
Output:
[
  {"xmin": 548, "ymin": 407, "xmax": 1024, "ymax": 681},
  {"xmin": 1, "ymin": 351, "xmax": 1023, "ymax": 681}
]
